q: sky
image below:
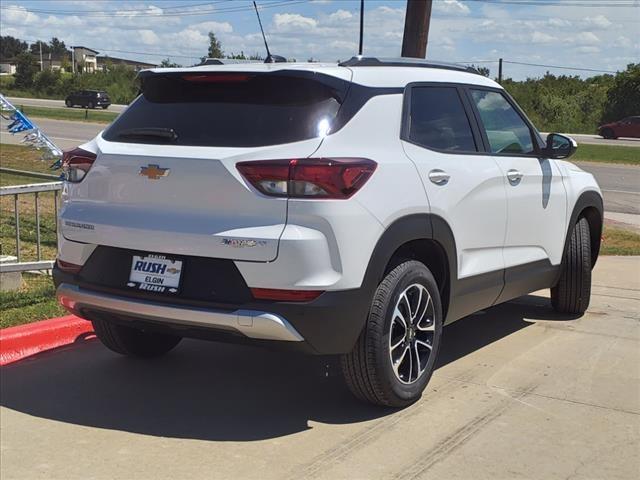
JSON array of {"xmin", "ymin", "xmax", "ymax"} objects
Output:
[{"xmin": 1, "ymin": 0, "xmax": 638, "ymax": 79}]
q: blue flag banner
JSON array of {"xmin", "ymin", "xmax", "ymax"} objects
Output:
[{"xmin": 0, "ymin": 93, "xmax": 63, "ymax": 164}]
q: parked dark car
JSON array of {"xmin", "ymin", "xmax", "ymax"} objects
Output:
[
  {"xmin": 65, "ymin": 90, "xmax": 111, "ymax": 109},
  {"xmin": 598, "ymin": 116, "xmax": 640, "ymax": 139}
]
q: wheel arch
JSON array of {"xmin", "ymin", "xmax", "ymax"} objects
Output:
[
  {"xmin": 565, "ymin": 190, "xmax": 603, "ymax": 268},
  {"xmin": 362, "ymin": 214, "xmax": 457, "ymax": 320}
]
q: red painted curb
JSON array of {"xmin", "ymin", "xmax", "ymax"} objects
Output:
[{"xmin": 0, "ymin": 315, "xmax": 94, "ymax": 366}]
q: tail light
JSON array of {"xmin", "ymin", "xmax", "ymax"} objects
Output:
[
  {"xmin": 251, "ymin": 288, "xmax": 323, "ymax": 302},
  {"xmin": 236, "ymin": 158, "xmax": 377, "ymax": 199},
  {"xmin": 62, "ymin": 147, "xmax": 96, "ymax": 183}
]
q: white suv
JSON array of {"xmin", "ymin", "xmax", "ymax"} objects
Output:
[{"xmin": 55, "ymin": 57, "xmax": 603, "ymax": 407}]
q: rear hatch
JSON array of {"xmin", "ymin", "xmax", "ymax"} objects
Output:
[{"xmin": 60, "ymin": 68, "xmax": 351, "ymax": 262}]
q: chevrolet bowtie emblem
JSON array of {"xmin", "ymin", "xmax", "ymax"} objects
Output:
[{"xmin": 140, "ymin": 164, "xmax": 170, "ymax": 180}]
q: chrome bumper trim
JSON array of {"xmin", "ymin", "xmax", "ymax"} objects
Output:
[{"xmin": 56, "ymin": 283, "xmax": 304, "ymax": 342}]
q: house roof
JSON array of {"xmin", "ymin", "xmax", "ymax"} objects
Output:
[{"xmin": 71, "ymin": 46, "xmax": 99, "ymax": 54}]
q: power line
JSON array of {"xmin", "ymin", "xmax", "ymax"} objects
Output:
[
  {"xmin": 463, "ymin": 0, "xmax": 637, "ymax": 6},
  {"xmin": 503, "ymin": 60, "xmax": 618, "ymax": 73},
  {"xmin": 0, "ymin": 1, "xmax": 232, "ymax": 15},
  {"xmin": 0, "ymin": 0, "xmax": 310, "ymax": 18}
]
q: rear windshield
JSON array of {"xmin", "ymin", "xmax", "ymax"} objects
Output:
[{"xmin": 103, "ymin": 72, "xmax": 347, "ymax": 147}]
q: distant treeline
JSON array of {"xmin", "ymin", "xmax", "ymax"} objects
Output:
[
  {"xmin": 1, "ymin": 53, "xmax": 637, "ymax": 134},
  {"xmin": 503, "ymin": 63, "xmax": 639, "ymax": 133}
]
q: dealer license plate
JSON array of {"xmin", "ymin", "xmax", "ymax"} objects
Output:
[{"xmin": 127, "ymin": 254, "xmax": 183, "ymax": 294}]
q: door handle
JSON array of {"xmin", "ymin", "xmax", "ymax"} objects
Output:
[
  {"xmin": 428, "ymin": 169, "xmax": 450, "ymax": 185},
  {"xmin": 506, "ymin": 169, "xmax": 523, "ymax": 185}
]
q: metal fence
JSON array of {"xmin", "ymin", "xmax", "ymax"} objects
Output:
[{"xmin": 0, "ymin": 168, "xmax": 62, "ymax": 273}]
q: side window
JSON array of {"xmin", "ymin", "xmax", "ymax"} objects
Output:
[
  {"xmin": 470, "ymin": 89, "xmax": 535, "ymax": 155},
  {"xmin": 408, "ymin": 86, "xmax": 477, "ymax": 152}
]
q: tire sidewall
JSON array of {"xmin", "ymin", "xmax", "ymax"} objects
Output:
[{"xmin": 374, "ymin": 262, "xmax": 443, "ymax": 404}]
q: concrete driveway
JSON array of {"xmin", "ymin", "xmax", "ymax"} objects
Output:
[{"xmin": 1, "ymin": 256, "xmax": 638, "ymax": 480}]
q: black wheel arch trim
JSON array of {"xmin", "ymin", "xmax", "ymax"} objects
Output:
[{"xmin": 563, "ymin": 190, "xmax": 603, "ymax": 271}]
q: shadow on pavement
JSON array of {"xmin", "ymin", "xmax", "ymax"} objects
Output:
[{"xmin": 0, "ymin": 294, "xmax": 579, "ymax": 441}]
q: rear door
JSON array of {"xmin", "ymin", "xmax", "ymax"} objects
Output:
[
  {"xmin": 401, "ymin": 84, "xmax": 507, "ymax": 312},
  {"xmin": 60, "ymin": 70, "xmax": 351, "ymax": 262}
]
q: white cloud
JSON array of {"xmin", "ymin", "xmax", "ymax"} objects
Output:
[
  {"xmin": 139, "ymin": 30, "xmax": 160, "ymax": 45},
  {"xmin": 190, "ymin": 21, "xmax": 234, "ymax": 34},
  {"xmin": 531, "ymin": 31, "xmax": 556, "ymax": 44},
  {"xmin": 434, "ymin": 0, "xmax": 470, "ymax": 15},
  {"xmin": 573, "ymin": 32, "xmax": 601, "ymax": 45},
  {"xmin": 328, "ymin": 9, "xmax": 353, "ymax": 22},
  {"xmin": 582, "ymin": 15, "xmax": 612, "ymax": 29},
  {"xmin": 273, "ymin": 13, "xmax": 318, "ymax": 32},
  {"xmin": 2, "ymin": 5, "xmax": 39, "ymax": 25}
]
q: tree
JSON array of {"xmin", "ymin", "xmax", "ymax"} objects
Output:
[
  {"xmin": 49, "ymin": 37, "xmax": 69, "ymax": 56},
  {"xmin": 159, "ymin": 58, "xmax": 180, "ymax": 68},
  {"xmin": 207, "ymin": 31, "xmax": 223, "ymax": 58},
  {"xmin": 14, "ymin": 52, "xmax": 38, "ymax": 88},
  {"xmin": 29, "ymin": 40, "xmax": 51, "ymax": 56},
  {"xmin": 602, "ymin": 63, "xmax": 640, "ymax": 122},
  {"xmin": 0, "ymin": 35, "xmax": 28, "ymax": 58},
  {"xmin": 469, "ymin": 65, "xmax": 490, "ymax": 77}
]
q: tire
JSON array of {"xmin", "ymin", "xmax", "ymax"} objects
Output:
[
  {"xmin": 65, "ymin": 99, "xmax": 72, "ymax": 107},
  {"xmin": 551, "ymin": 217, "xmax": 592, "ymax": 315},
  {"xmin": 341, "ymin": 260, "xmax": 443, "ymax": 407},
  {"xmin": 101, "ymin": 105, "xmax": 108, "ymax": 109},
  {"xmin": 87, "ymin": 101, "xmax": 95, "ymax": 109},
  {"xmin": 92, "ymin": 316, "xmax": 181, "ymax": 357},
  {"xmin": 601, "ymin": 128, "xmax": 616, "ymax": 139}
]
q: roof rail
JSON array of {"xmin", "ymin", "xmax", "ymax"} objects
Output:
[{"xmin": 339, "ymin": 56, "xmax": 479, "ymax": 74}]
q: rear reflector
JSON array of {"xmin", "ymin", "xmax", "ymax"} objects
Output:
[
  {"xmin": 56, "ymin": 259, "xmax": 82, "ymax": 274},
  {"xmin": 251, "ymin": 288, "xmax": 323, "ymax": 302},
  {"xmin": 236, "ymin": 158, "xmax": 376, "ymax": 199}
]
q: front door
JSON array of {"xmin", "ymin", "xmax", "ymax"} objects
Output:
[
  {"xmin": 467, "ymin": 88, "xmax": 567, "ymax": 302},
  {"xmin": 401, "ymin": 84, "xmax": 508, "ymax": 320}
]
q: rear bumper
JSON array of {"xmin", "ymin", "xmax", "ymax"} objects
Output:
[
  {"xmin": 57, "ymin": 283, "xmax": 304, "ymax": 342},
  {"xmin": 53, "ymin": 266, "xmax": 372, "ymax": 355}
]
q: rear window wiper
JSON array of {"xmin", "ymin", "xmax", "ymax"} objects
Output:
[{"xmin": 116, "ymin": 128, "xmax": 178, "ymax": 142}]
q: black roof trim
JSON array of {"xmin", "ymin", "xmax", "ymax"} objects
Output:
[{"xmin": 339, "ymin": 56, "xmax": 479, "ymax": 74}]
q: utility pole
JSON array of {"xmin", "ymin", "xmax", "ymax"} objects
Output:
[
  {"xmin": 401, "ymin": 0, "xmax": 433, "ymax": 58},
  {"xmin": 39, "ymin": 41, "xmax": 43, "ymax": 72},
  {"xmin": 498, "ymin": 58, "xmax": 503, "ymax": 83},
  {"xmin": 71, "ymin": 47, "xmax": 75, "ymax": 74},
  {"xmin": 358, "ymin": 0, "xmax": 364, "ymax": 55}
]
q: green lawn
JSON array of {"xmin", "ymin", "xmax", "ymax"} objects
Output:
[
  {"xmin": 15, "ymin": 105, "xmax": 117, "ymax": 124},
  {"xmin": 573, "ymin": 144, "xmax": 640, "ymax": 165},
  {"xmin": 601, "ymin": 226, "xmax": 640, "ymax": 256},
  {"xmin": 0, "ymin": 273, "xmax": 66, "ymax": 329}
]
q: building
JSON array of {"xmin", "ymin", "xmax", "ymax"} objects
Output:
[
  {"xmin": 71, "ymin": 46, "xmax": 98, "ymax": 73},
  {"xmin": 0, "ymin": 59, "xmax": 17, "ymax": 75},
  {"xmin": 97, "ymin": 55, "xmax": 157, "ymax": 71},
  {"xmin": 39, "ymin": 53, "xmax": 71, "ymax": 71}
]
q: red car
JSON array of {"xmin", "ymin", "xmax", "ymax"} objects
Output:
[{"xmin": 598, "ymin": 116, "xmax": 640, "ymax": 139}]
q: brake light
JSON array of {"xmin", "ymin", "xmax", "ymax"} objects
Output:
[
  {"xmin": 251, "ymin": 288, "xmax": 323, "ymax": 302},
  {"xmin": 182, "ymin": 74, "xmax": 251, "ymax": 83},
  {"xmin": 236, "ymin": 158, "xmax": 377, "ymax": 199},
  {"xmin": 62, "ymin": 147, "xmax": 96, "ymax": 183}
]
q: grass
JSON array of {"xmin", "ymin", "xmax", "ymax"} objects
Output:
[
  {"xmin": 573, "ymin": 144, "xmax": 640, "ymax": 166},
  {"xmin": 0, "ymin": 273, "xmax": 65, "ymax": 329},
  {"xmin": 601, "ymin": 225, "xmax": 640, "ymax": 256},
  {"xmin": 1, "ymin": 144, "xmax": 59, "ymax": 262},
  {"xmin": 15, "ymin": 105, "xmax": 117, "ymax": 124}
]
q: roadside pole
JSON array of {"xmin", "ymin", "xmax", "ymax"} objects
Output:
[
  {"xmin": 498, "ymin": 58, "xmax": 503, "ymax": 83},
  {"xmin": 401, "ymin": 0, "xmax": 433, "ymax": 58}
]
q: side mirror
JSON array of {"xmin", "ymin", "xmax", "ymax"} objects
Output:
[{"xmin": 544, "ymin": 133, "xmax": 577, "ymax": 159}]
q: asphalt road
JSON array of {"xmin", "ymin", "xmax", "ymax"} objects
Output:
[
  {"xmin": 7, "ymin": 96, "xmax": 127, "ymax": 113},
  {"xmin": 0, "ymin": 116, "xmax": 104, "ymax": 150},
  {"xmin": 1, "ymin": 117, "xmax": 638, "ymax": 214},
  {"xmin": 1, "ymin": 256, "xmax": 638, "ymax": 480},
  {"xmin": 577, "ymin": 162, "xmax": 640, "ymax": 215}
]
